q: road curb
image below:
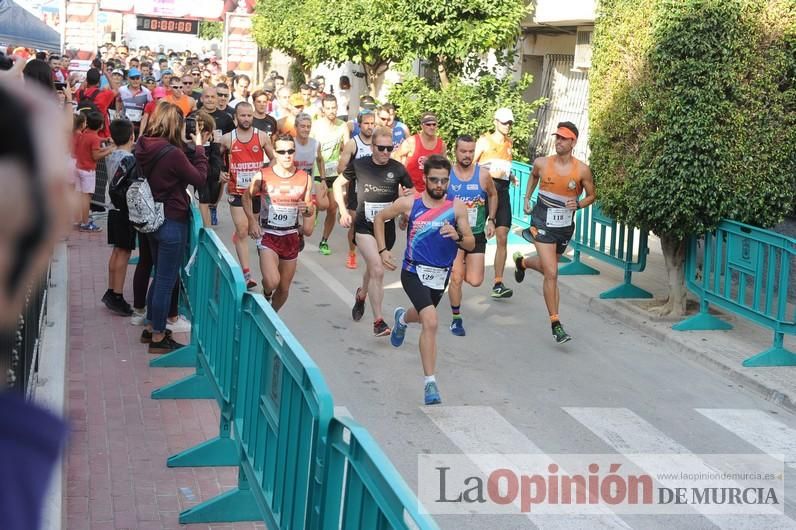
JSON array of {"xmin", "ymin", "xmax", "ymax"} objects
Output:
[{"xmin": 554, "ymin": 277, "xmax": 796, "ymax": 415}]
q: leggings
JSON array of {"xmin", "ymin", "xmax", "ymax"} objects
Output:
[{"xmin": 133, "ymin": 232, "xmax": 179, "ymax": 317}]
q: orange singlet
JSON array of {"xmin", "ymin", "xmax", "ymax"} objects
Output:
[
  {"xmin": 228, "ymin": 128, "xmax": 264, "ymax": 196},
  {"xmin": 258, "ymin": 167, "xmax": 311, "ymax": 235},
  {"xmin": 165, "ymin": 94, "xmax": 193, "ymax": 117}
]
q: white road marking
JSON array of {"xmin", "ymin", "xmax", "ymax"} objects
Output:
[
  {"xmin": 300, "ymin": 243, "xmax": 355, "ymax": 307},
  {"xmin": 564, "ymin": 407, "xmax": 791, "ymax": 529},
  {"xmin": 425, "ymin": 406, "xmax": 631, "ymax": 529},
  {"xmin": 696, "ymin": 409, "xmax": 796, "ymax": 471}
]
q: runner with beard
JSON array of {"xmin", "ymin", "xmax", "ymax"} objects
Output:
[{"xmin": 375, "ymin": 154, "xmax": 475, "ymax": 404}]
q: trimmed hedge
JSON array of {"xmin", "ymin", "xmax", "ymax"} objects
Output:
[{"xmin": 590, "ymin": 0, "xmax": 796, "ymax": 236}]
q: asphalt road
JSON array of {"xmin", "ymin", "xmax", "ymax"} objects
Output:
[{"xmin": 209, "ymin": 199, "xmax": 796, "ymax": 530}]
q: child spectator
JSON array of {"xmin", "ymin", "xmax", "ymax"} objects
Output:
[{"xmin": 73, "ymin": 111, "xmax": 113, "ymax": 232}]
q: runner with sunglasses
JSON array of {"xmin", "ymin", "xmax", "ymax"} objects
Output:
[
  {"xmin": 243, "ymin": 135, "xmax": 313, "ymax": 310},
  {"xmin": 393, "ymin": 112, "xmax": 446, "ymax": 192},
  {"xmin": 375, "ymin": 154, "xmax": 475, "ymax": 405},
  {"xmin": 333, "ymin": 127, "xmax": 413, "ymax": 337}
]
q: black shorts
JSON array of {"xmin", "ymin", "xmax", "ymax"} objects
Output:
[
  {"xmin": 354, "ymin": 217, "xmax": 396, "ymax": 251},
  {"xmin": 107, "ymin": 210, "xmax": 137, "ymax": 250},
  {"xmin": 487, "ymin": 180, "xmax": 512, "ymax": 228},
  {"xmin": 401, "ymin": 269, "xmax": 448, "ymax": 313},
  {"xmin": 528, "ymin": 224, "xmax": 575, "ymax": 255},
  {"xmin": 465, "ymin": 232, "xmax": 487, "ymax": 255},
  {"xmin": 227, "ymin": 193, "xmax": 261, "ymax": 213},
  {"xmin": 197, "ymin": 176, "xmax": 221, "ymax": 204}
]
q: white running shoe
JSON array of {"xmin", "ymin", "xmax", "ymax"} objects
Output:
[
  {"xmin": 130, "ymin": 309, "xmax": 147, "ymax": 326},
  {"xmin": 167, "ymin": 315, "xmax": 192, "ymax": 333}
]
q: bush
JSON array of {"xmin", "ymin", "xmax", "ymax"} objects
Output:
[{"xmin": 389, "ymin": 74, "xmax": 544, "ymax": 163}]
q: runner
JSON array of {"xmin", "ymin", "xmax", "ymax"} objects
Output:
[
  {"xmin": 243, "ymin": 135, "xmax": 313, "ymax": 310},
  {"xmin": 292, "ymin": 112, "xmax": 329, "ymax": 211},
  {"xmin": 277, "ymin": 93, "xmax": 305, "ymax": 137},
  {"xmin": 165, "ymin": 75, "xmax": 196, "ymax": 116},
  {"xmin": 375, "ymin": 154, "xmax": 475, "ymax": 405},
  {"xmin": 116, "ymin": 67, "xmax": 151, "ymax": 138},
  {"xmin": 251, "ymin": 89, "xmax": 278, "ymax": 138},
  {"xmin": 377, "ymin": 103, "xmax": 410, "ymax": 147},
  {"xmin": 514, "ymin": 121, "xmax": 596, "ymax": 343},
  {"xmin": 446, "ymin": 135, "xmax": 498, "ymax": 336},
  {"xmin": 219, "ymin": 102, "xmax": 275, "ymax": 289},
  {"xmin": 333, "ymin": 126, "xmax": 413, "ymax": 336},
  {"xmin": 311, "ymin": 95, "xmax": 351, "ymax": 258},
  {"xmin": 336, "ymin": 109, "xmax": 375, "ymax": 269},
  {"xmin": 393, "ymin": 112, "xmax": 446, "ymax": 192},
  {"xmin": 474, "ymin": 107, "xmax": 515, "ymax": 299}
]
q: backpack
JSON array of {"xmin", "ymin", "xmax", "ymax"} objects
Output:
[
  {"xmin": 76, "ymin": 88, "xmax": 100, "ymax": 114},
  {"xmin": 108, "ymin": 155, "xmax": 139, "ymax": 211},
  {"xmin": 126, "ymin": 145, "xmax": 175, "ymax": 233}
]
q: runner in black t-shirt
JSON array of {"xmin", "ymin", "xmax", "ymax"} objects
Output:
[
  {"xmin": 199, "ymin": 86, "xmax": 235, "ymax": 225},
  {"xmin": 333, "ymin": 126, "xmax": 413, "ymax": 337}
]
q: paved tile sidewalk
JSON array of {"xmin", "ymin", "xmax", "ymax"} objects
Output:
[{"xmin": 65, "ymin": 230, "xmax": 265, "ymax": 530}]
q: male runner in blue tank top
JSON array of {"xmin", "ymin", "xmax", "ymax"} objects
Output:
[
  {"xmin": 374, "ymin": 154, "xmax": 475, "ymax": 405},
  {"xmin": 446, "ymin": 135, "xmax": 498, "ymax": 336}
]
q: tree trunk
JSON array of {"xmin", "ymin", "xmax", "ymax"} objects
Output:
[
  {"xmin": 364, "ymin": 62, "xmax": 388, "ymax": 98},
  {"xmin": 437, "ymin": 59, "xmax": 450, "ymax": 88},
  {"xmin": 653, "ymin": 234, "xmax": 688, "ymax": 317}
]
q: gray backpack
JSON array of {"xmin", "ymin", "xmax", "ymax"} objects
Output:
[{"xmin": 127, "ymin": 145, "xmax": 174, "ymax": 233}]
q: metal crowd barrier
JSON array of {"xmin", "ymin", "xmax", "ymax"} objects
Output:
[
  {"xmin": 557, "ymin": 202, "xmax": 653, "ymax": 299},
  {"xmin": 151, "ymin": 228, "xmax": 246, "ymax": 468},
  {"xmin": 674, "ymin": 220, "xmax": 796, "ymax": 367}
]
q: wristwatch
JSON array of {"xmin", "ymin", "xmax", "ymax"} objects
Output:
[{"xmin": 456, "ymin": 232, "xmax": 464, "ymax": 243}]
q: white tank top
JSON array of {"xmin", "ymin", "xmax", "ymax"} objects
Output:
[
  {"xmin": 354, "ymin": 135, "xmax": 372, "ymax": 159},
  {"xmin": 293, "ymin": 137, "xmax": 318, "ymax": 176}
]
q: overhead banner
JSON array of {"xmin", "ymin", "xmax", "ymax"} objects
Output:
[
  {"xmin": 223, "ymin": 12, "xmax": 257, "ymax": 82},
  {"xmin": 98, "ymin": 0, "xmax": 250, "ymax": 20}
]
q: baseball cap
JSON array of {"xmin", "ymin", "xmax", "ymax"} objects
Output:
[
  {"xmin": 308, "ymin": 81, "xmax": 319, "ymax": 90},
  {"xmin": 127, "ymin": 67, "xmax": 141, "ymax": 78},
  {"xmin": 289, "ymin": 93, "xmax": 305, "ymax": 106},
  {"xmin": 552, "ymin": 125, "xmax": 578, "ymax": 140},
  {"xmin": 144, "ymin": 76, "xmax": 156, "ymax": 83},
  {"xmin": 494, "ymin": 107, "xmax": 514, "ymax": 123},
  {"xmin": 263, "ymin": 79, "xmax": 276, "ymax": 92},
  {"xmin": 153, "ymin": 86, "xmax": 167, "ymax": 98},
  {"xmin": 111, "ymin": 68, "xmax": 124, "ymax": 76},
  {"xmin": 160, "ymin": 68, "xmax": 173, "ymax": 76},
  {"xmin": 420, "ymin": 112, "xmax": 438, "ymax": 124}
]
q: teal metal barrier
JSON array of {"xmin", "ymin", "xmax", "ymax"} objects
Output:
[
  {"xmin": 509, "ymin": 161, "xmax": 534, "ymax": 228},
  {"xmin": 180, "ymin": 293, "xmax": 335, "ymax": 525},
  {"xmin": 151, "ymin": 203, "xmax": 204, "ymax": 368},
  {"xmin": 318, "ymin": 416, "xmax": 440, "ymax": 530},
  {"xmin": 151, "ymin": 229, "xmax": 246, "ymax": 468},
  {"xmin": 674, "ymin": 220, "xmax": 796, "ymax": 367},
  {"xmin": 557, "ymin": 202, "xmax": 653, "ymax": 299}
]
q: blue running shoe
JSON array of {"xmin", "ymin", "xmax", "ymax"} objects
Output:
[
  {"xmin": 210, "ymin": 206, "xmax": 218, "ymax": 226},
  {"xmin": 391, "ymin": 307, "xmax": 407, "ymax": 347},
  {"xmin": 450, "ymin": 318, "xmax": 465, "ymax": 336},
  {"xmin": 424, "ymin": 381, "xmax": 442, "ymax": 405}
]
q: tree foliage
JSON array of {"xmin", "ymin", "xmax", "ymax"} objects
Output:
[
  {"xmin": 390, "ymin": 74, "xmax": 543, "ymax": 163},
  {"xmin": 197, "ymin": 21, "xmax": 224, "ymax": 41},
  {"xmin": 590, "ymin": 0, "xmax": 796, "ymax": 238}
]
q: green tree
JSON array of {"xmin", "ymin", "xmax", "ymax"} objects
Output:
[
  {"xmin": 252, "ymin": 0, "xmax": 314, "ymax": 80},
  {"xmin": 197, "ymin": 21, "xmax": 224, "ymax": 41},
  {"xmin": 590, "ymin": 0, "xmax": 796, "ymax": 316},
  {"xmin": 390, "ymin": 74, "xmax": 542, "ymax": 163}
]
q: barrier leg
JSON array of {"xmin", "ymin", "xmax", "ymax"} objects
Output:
[
  {"xmin": 179, "ymin": 468, "xmax": 260, "ymax": 523},
  {"xmin": 128, "ymin": 255, "xmax": 139, "ymax": 265},
  {"xmin": 151, "ymin": 371, "xmax": 214, "ymax": 399},
  {"xmin": 673, "ymin": 301, "xmax": 732, "ymax": 331},
  {"xmin": 168, "ymin": 413, "xmax": 237, "ymax": 467},
  {"xmin": 149, "ymin": 343, "xmax": 197, "ymax": 368},
  {"xmin": 599, "ymin": 271, "xmax": 653, "ymax": 299},
  {"xmin": 558, "ymin": 251, "xmax": 600, "ymax": 276},
  {"xmin": 742, "ymin": 333, "xmax": 796, "ymax": 367}
]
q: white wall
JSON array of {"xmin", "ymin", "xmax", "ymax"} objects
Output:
[
  {"xmin": 522, "ymin": 33, "xmax": 577, "ymax": 57},
  {"xmin": 531, "ymin": 0, "xmax": 595, "ymax": 25}
]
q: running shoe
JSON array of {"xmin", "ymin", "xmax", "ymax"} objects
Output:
[
  {"xmin": 513, "ymin": 251, "xmax": 526, "ymax": 283},
  {"xmin": 130, "ymin": 309, "xmax": 147, "ymax": 326},
  {"xmin": 351, "ymin": 287, "xmax": 366, "ymax": 321},
  {"xmin": 167, "ymin": 315, "xmax": 192, "ymax": 333},
  {"xmin": 450, "ymin": 318, "xmax": 465, "ymax": 337},
  {"xmin": 424, "ymin": 381, "xmax": 442, "ymax": 405},
  {"xmin": 210, "ymin": 206, "xmax": 218, "ymax": 226},
  {"xmin": 148, "ymin": 335, "xmax": 186, "ymax": 354},
  {"xmin": 140, "ymin": 329, "xmax": 172, "ymax": 344},
  {"xmin": 552, "ymin": 323, "xmax": 572, "ymax": 344},
  {"xmin": 79, "ymin": 221, "xmax": 102, "ymax": 232},
  {"xmin": 373, "ymin": 318, "xmax": 391, "ymax": 337},
  {"xmin": 246, "ymin": 279, "xmax": 258, "ymax": 291},
  {"xmin": 391, "ymin": 307, "xmax": 407, "ymax": 347},
  {"xmin": 319, "ymin": 240, "xmax": 331, "ymax": 256},
  {"xmin": 491, "ymin": 282, "xmax": 513, "ymax": 298},
  {"xmin": 346, "ymin": 252, "xmax": 357, "ymax": 269},
  {"xmin": 102, "ymin": 292, "xmax": 133, "ymax": 316}
]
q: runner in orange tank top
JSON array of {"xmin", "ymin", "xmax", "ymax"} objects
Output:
[
  {"xmin": 219, "ymin": 102, "xmax": 276, "ymax": 289},
  {"xmin": 243, "ymin": 134, "xmax": 314, "ymax": 311},
  {"xmin": 514, "ymin": 121, "xmax": 596, "ymax": 344}
]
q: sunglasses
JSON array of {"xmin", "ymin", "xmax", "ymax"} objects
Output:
[
  {"xmin": 499, "ymin": 120, "xmax": 514, "ymax": 126},
  {"xmin": 129, "ymin": 76, "xmax": 140, "ymax": 80},
  {"xmin": 170, "ymin": 85, "xmax": 181, "ymax": 90},
  {"xmin": 275, "ymin": 149, "xmax": 296, "ymax": 155},
  {"xmin": 427, "ymin": 177, "xmax": 450, "ymax": 185},
  {"xmin": 374, "ymin": 144, "xmax": 394, "ymax": 152},
  {"xmin": 422, "ymin": 122, "xmax": 438, "ymax": 127},
  {"xmin": 217, "ymin": 92, "xmax": 229, "ymax": 97},
  {"xmin": 182, "ymin": 81, "xmax": 193, "ymax": 85}
]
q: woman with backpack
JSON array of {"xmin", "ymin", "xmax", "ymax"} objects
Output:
[{"xmin": 136, "ymin": 101, "xmax": 207, "ymax": 353}]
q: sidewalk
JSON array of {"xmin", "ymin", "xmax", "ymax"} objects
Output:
[
  {"xmin": 65, "ymin": 230, "xmax": 264, "ymax": 530},
  {"xmin": 530, "ymin": 232, "xmax": 796, "ymax": 413}
]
